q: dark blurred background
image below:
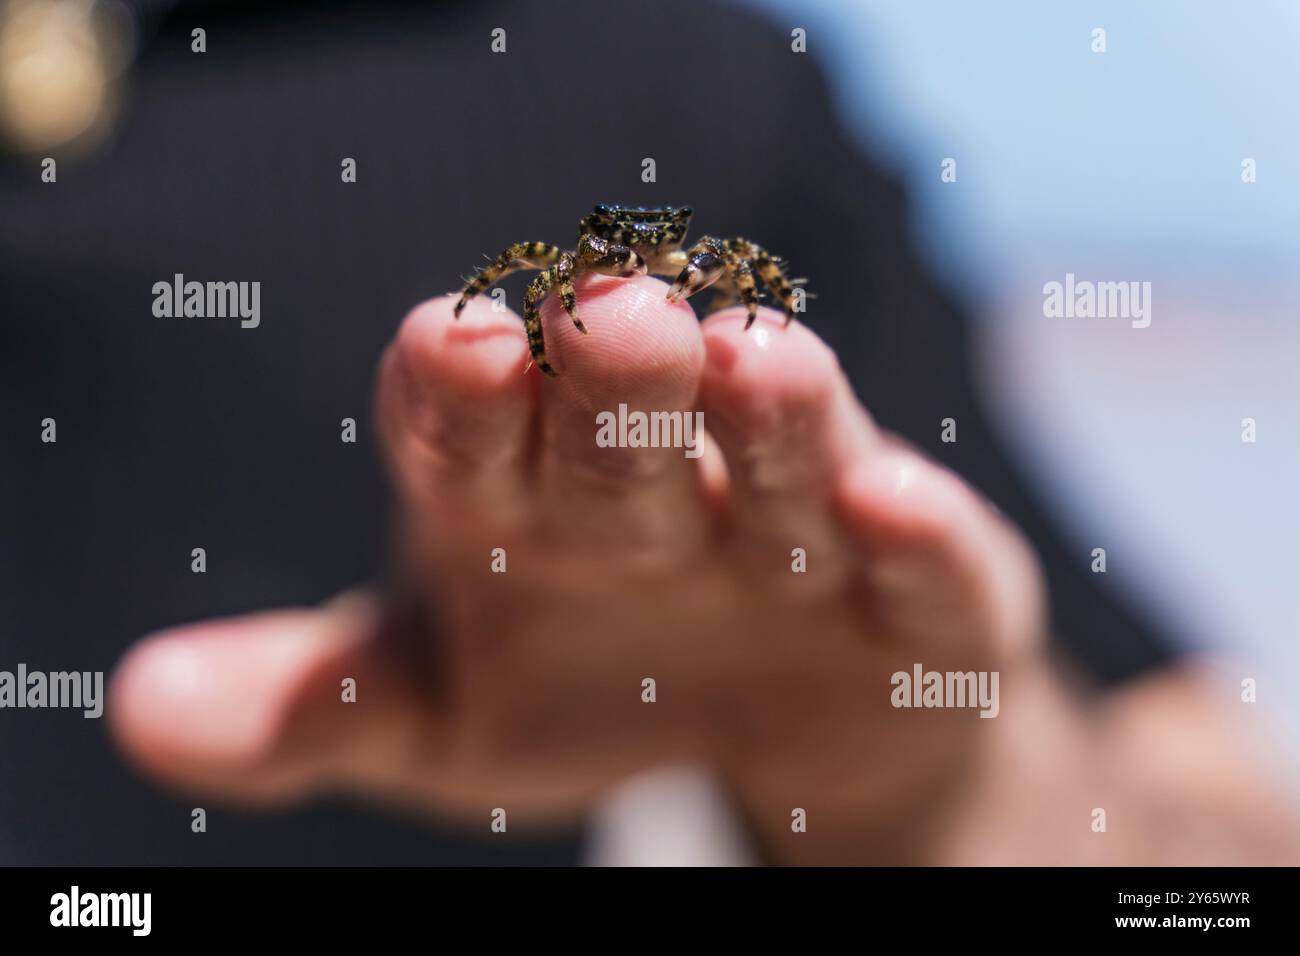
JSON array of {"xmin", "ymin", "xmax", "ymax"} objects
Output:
[{"xmin": 1, "ymin": 0, "xmax": 1176, "ymax": 864}]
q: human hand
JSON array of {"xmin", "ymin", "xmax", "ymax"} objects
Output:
[{"xmin": 109, "ymin": 273, "xmax": 1051, "ymax": 863}]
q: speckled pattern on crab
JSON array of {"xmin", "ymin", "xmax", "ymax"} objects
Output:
[{"xmin": 454, "ymin": 204, "xmax": 808, "ymax": 376}]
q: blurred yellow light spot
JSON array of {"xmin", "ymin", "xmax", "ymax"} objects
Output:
[{"xmin": 0, "ymin": 0, "xmax": 129, "ymax": 153}]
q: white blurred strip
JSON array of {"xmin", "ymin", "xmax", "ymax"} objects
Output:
[{"xmin": 583, "ymin": 765, "xmax": 758, "ymax": 867}]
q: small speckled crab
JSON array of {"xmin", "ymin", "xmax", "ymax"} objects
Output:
[{"xmin": 454, "ymin": 204, "xmax": 807, "ymax": 375}]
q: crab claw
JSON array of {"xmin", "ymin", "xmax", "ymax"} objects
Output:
[
  {"xmin": 621, "ymin": 249, "xmax": 649, "ymax": 277},
  {"xmin": 594, "ymin": 247, "xmax": 646, "ymax": 278},
  {"xmin": 579, "ymin": 235, "xmax": 648, "ymax": 278},
  {"xmin": 666, "ymin": 251, "xmax": 726, "ymax": 302}
]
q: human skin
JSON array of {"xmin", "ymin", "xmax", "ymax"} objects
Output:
[{"xmin": 107, "ymin": 275, "xmax": 1300, "ymax": 864}]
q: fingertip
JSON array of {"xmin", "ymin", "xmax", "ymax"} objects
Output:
[
  {"xmin": 378, "ymin": 294, "xmax": 536, "ymax": 490},
  {"xmin": 700, "ymin": 306, "xmax": 844, "ymax": 427},
  {"xmin": 840, "ymin": 444, "xmax": 1048, "ymax": 646},
  {"xmin": 109, "ymin": 621, "xmax": 285, "ymax": 793},
  {"xmin": 539, "ymin": 274, "xmax": 703, "ymax": 408},
  {"xmin": 835, "ymin": 452, "xmax": 972, "ymax": 555},
  {"xmin": 533, "ymin": 274, "xmax": 710, "ymax": 554},
  {"xmin": 393, "ymin": 294, "xmax": 531, "ymax": 400},
  {"xmin": 109, "ymin": 610, "xmax": 364, "ymax": 801}
]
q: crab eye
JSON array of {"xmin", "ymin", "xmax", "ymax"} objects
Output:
[{"xmin": 593, "ymin": 203, "xmax": 612, "ymax": 216}]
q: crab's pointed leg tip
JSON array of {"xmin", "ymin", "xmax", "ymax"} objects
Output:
[{"xmin": 526, "ymin": 355, "xmax": 558, "ymax": 377}]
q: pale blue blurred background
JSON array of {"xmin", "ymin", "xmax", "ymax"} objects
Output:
[{"xmin": 743, "ymin": 0, "xmax": 1300, "ymax": 752}]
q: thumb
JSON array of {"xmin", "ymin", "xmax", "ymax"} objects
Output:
[{"xmin": 107, "ymin": 592, "xmax": 445, "ymax": 805}]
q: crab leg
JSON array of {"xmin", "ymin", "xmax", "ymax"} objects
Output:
[
  {"xmin": 455, "ymin": 241, "xmax": 562, "ymax": 317},
  {"xmin": 728, "ymin": 238, "xmax": 799, "ymax": 326},
  {"xmin": 523, "ymin": 267, "xmax": 560, "ymax": 377}
]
